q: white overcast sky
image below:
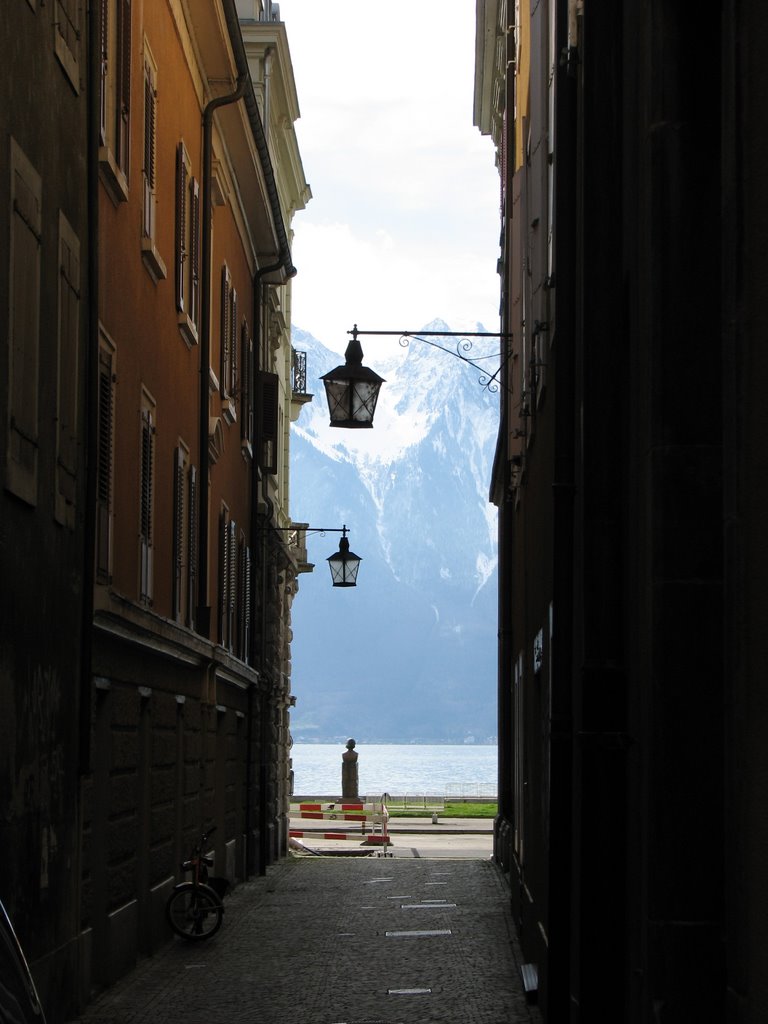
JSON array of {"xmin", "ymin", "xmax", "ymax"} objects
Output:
[{"xmin": 277, "ymin": 0, "xmax": 502, "ymax": 355}]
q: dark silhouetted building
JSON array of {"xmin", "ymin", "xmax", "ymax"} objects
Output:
[{"xmin": 476, "ymin": 1, "xmax": 768, "ymax": 1020}]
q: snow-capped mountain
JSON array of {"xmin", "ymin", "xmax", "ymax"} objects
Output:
[{"xmin": 289, "ymin": 322, "xmax": 499, "ymax": 745}]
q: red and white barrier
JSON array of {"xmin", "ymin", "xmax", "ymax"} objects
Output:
[
  {"xmin": 294, "ymin": 802, "xmax": 373, "ymax": 823},
  {"xmin": 289, "ymin": 796, "xmax": 390, "ymax": 848},
  {"xmin": 289, "ymin": 830, "xmax": 364, "ymax": 842}
]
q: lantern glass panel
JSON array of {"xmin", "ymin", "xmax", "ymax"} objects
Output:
[
  {"xmin": 323, "ymin": 378, "xmax": 380, "ymax": 428},
  {"xmin": 327, "ymin": 552, "xmax": 361, "ymax": 587}
]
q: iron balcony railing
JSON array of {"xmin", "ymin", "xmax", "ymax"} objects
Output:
[{"xmin": 292, "ymin": 349, "xmax": 307, "ymax": 395}]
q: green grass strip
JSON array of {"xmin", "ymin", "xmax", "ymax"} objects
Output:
[{"xmin": 390, "ymin": 802, "xmax": 497, "ymax": 819}]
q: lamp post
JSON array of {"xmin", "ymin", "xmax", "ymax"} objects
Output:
[{"xmin": 320, "ymin": 324, "xmax": 513, "ymax": 429}]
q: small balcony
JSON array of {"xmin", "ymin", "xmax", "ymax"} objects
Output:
[{"xmin": 290, "ymin": 349, "xmax": 313, "ymax": 421}]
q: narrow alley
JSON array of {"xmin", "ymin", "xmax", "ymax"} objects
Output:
[{"xmin": 67, "ymin": 857, "xmax": 541, "ymax": 1024}]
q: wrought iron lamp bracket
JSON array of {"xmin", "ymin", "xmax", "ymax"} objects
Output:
[
  {"xmin": 347, "ymin": 325, "xmax": 514, "ymax": 395},
  {"xmin": 257, "ymin": 524, "xmax": 351, "ymax": 540},
  {"xmin": 258, "ymin": 525, "xmax": 360, "ymax": 587}
]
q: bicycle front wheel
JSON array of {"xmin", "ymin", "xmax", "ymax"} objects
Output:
[{"xmin": 166, "ymin": 884, "xmax": 223, "ymax": 940}]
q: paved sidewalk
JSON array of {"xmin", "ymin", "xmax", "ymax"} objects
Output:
[
  {"xmin": 288, "ymin": 816, "xmax": 494, "ymax": 860},
  {"xmin": 353, "ymin": 816, "xmax": 493, "ymax": 833},
  {"xmin": 68, "ymin": 857, "xmax": 541, "ymax": 1024}
]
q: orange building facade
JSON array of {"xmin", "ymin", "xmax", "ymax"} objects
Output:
[{"xmin": 84, "ymin": 0, "xmax": 310, "ymax": 996}]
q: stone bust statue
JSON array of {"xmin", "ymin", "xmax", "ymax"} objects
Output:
[{"xmin": 341, "ymin": 738, "xmax": 359, "ymax": 800}]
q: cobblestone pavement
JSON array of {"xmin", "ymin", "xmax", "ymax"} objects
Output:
[{"xmin": 69, "ymin": 857, "xmax": 542, "ymax": 1024}]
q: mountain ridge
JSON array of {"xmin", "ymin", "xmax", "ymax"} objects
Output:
[{"xmin": 288, "ymin": 323, "xmax": 499, "ymax": 744}]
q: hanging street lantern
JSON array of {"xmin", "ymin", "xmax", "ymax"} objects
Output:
[
  {"xmin": 320, "ymin": 324, "xmax": 516, "ymax": 430},
  {"xmin": 327, "ymin": 527, "xmax": 362, "ymax": 587},
  {"xmin": 259, "ymin": 523, "xmax": 362, "ymax": 588},
  {"xmin": 320, "ymin": 326, "xmax": 385, "ymax": 428}
]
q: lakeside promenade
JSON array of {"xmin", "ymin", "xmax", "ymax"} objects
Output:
[{"xmin": 289, "ymin": 809, "xmax": 495, "ymax": 859}]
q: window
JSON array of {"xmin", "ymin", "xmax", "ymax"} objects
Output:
[
  {"xmin": 218, "ymin": 509, "xmax": 237, "ymax": 650},
  {"xmin": 98, "ymin": 0, "xmax": 131, "ymax": 201},
  {"xmin": 175, "ymin": 142, "xmax": 200, "ymax": 345},
  {"xmin": 547, "ymin": 0, "xmax": 556, "ymax": 284},
  {"xmin": 6, "ymin": 139, "xmax": 41, "ymax": 506},
  {"xmin": 140, "ymin": 42, "xmax": 165, "ymax": 281},
  {"xmin": 187, "ymin": 464, "xmax": 198, "ymax": 628},
  {"xmin": 142, "ymin": 51, "xmax": 156, "ymax": 239},
  {"xmin": 231, "ymin": 310, "xmax": 239, "ymax": 401},
  {"xmin": 96, "ymin": 335, "xmax": 116, "ymax": 582},
  {"xmin": 236, "ymin": 533, "xmax": 251, "ymax": 663},
  {"xmin": 56, "ymin": 213, "xmax": 81, "ymax": 528},
  {"xmin": 220, "ymin": 265, "xmax": 237, "ymax": 410},
  {"xmin": 55, "ymin": 0, "xmax": 81, "ymax": 91},
  {"xmin": 258, "ymin": 371, "xmax": 279, "ymax": 475},
  {"xmin": 172, "ymin": 444, "xmax": 187, "ymax": 622},
  {"xmin": 240, "ymin": 321, "xmax": 254, "ymax": 452},
  {"xmin": 139, "ymin": 394, "xmax": 156, "ymax": 604},
  {"xmin": 532, "ymin": 319, "xmax": 547, "ymax": 406},
  {"xmin": 514, "ymin": 653, "xmax": 525, "ymax": 862},
  {"xmin": 172, "ymin": 443, "xmax": 198, "ymax": 625}
]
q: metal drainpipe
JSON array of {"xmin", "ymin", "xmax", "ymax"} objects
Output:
[{"xmin": 195, "ymin": 73, "xmax": 248, "ymax": 636}]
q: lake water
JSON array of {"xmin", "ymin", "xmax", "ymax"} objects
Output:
[{"xmin": 291, "ymin": 743, "xmax": 498, "ymax": 799}]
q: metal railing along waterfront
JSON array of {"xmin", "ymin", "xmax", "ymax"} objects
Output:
[{"xmin": 293, "ymin": 785, "xmax": 497, "ymax": 807}]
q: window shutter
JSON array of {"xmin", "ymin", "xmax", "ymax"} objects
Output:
[
  {"xmin": 116, "ymin": 0, "xmax": 131, "ymax": 172},
  {"xmin": 220, "ymin": 267, "xmax": 231, "ymax": 394},
  {"xmin": 228, "ymin": 520, "xmax": 237, "ymax": 618},
  {"xmin": 172, "ymin": 446, "xmax": 184, "ymax": 620},
  {"xmin": 187, "ymin": 464, "xmax": 198, "ymax": 628},
  {"xmin": 241, "ymin": 322, "xmax": 253, "ymax": 444},
  {"xmin": 237, "ymin": 539, "xmax": 251, "ymax": 663},
  {"xmin": 9, "ymin": 149, "xmax": 42, "ymax": 502},
  {"xmin": 59, "ymin": 238, "xmax": 81, "ymax": 475},
  {"xmin": 96, "ymin": 347, "xmax": 114, "ymax": 580},
  {"xmin": 190, "ymin": 178, "xmax": 200, "ymax": 325},
  {"xmin": 230, "ymin": 289, "xmax": 238, "ymax": 396},
  {"xmin": 142, "ymin": 64, "xmax": 155, "ymax": 239},
  {"xmin": 96, "ymin": 359, "xmax": 112, "ymax": 508},
  {"xmin": 140, "ymin": 406, "xmax": 155, "ymax": 603},
  {"xmin": 243, "ymin": 545, "xmax": 251, "ymax": 662},
  {"xmin": 56, "ymin": 220, "xmax": 80, "ymax": 525},
  {"xmin": 259, "ymin": 371, "xmax": 279, "ymax": 474},
  {"xmin": 99, "ymin": 0, "xmax": 108, "ymax": 144},
  {"xmin": 57, "ymin": 0, "xmax": 79, "ymax": 67},
  {"xmin": 175, "ymin": 144, "xmax": 187, "ymax": 312},
  {"xmin": 218, "ymin": 510, "xmax": 229, "ymax": 645},
  {"xmin": 501, "ymin": 108, "xmax": 507, "ymax": 207},
  {"xmin": 144, "ymin": 72, "xmax": 156, "ymax": 188},
  {"xmin": 140, "ymin": 411, "xmax": 154, "ymax": 545}
]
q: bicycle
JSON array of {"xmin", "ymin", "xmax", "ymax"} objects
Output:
[{"xmin": 165, "ymin": 826, "xmax": 228, "ymax": 940}]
